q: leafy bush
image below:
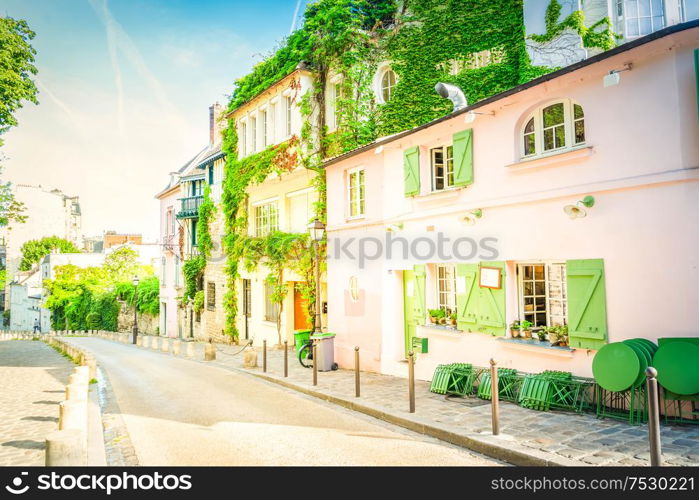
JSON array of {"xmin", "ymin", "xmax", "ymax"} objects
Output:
[{"xmin": 19, "ymin": 236, "xmax": 80, "ymax": 271}]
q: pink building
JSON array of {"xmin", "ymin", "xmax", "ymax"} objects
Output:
[
  {"xmin": 155, "ymin": 174, "xmax": 182, "ymax": 338},
  {"xmin": 324, "ymin": 23, "xmax": 699, "ymax": 380}
]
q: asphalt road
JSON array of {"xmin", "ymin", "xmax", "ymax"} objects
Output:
[{"xmin": 67, "ymin": 337, "xmax": 501, "ymax": 466}]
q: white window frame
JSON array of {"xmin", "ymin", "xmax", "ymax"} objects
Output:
[
  {"xmin": 430, "ymin": 145, "xmax": 455, "ymax": 192},
  {"xmin": 346, "ymin": 167, "xmax": 365, "ymax": 219},
  {"xmin": 519, "ymin": 99, "xmax": 585, "ymax": 160},
  {"xmin": 379, "ymin": 68, "xmax": 396, "ymax": 104},
  {"xmin": 260, "ymin": 108, "xmax": 268, "ymax": 149},
  {"xmin": 516, "ymin": 262, "xmax": 568, "ymax": 328},
  {"xmin": 239, "ymin": 120, "xmax": 247, "ymax": 157},
  {"xmin": 250, "ymin": 115, "xmax": 257, "ymax": 153},
  {"xmin": 264, "ymin": 281, "xmax": 280, "ymax": 322},
  {"xmin": 269, "ymin": 101, "xmax": 277, "ymax": 145},
  {"xmin": 285, "ymin": 96, "xmax": 293, "ymax": 138},
  {"xmin": 253, "ymin": 201, "xmax": 279, "ymax": 237},
  {"xmin": 616, "ymin": 0, "xmax": 666, "ymax": 38},
  {"xmin": 435, "ymin": 264, "xmax": 456, "ymax": 317}
]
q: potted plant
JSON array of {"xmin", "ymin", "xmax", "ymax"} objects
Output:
[
  {"xmin": 509, "ymin": 320, "xmax": 521, "ymax": 338},
  {"xmin": 449, "ymin": 311, "xmax": 457, "ymax": 327},
  {"xmin": 536, "ymin": 328, "xmax": 547, "ymax": 341},
  {"xmin": 547, "ymin": 325, "xmax": 560, "ymax": 345},
  {"xmin": 520, "ymin": 320, "xmax": 533, "ymax": 339},
  {"xmin": 557, "ymin": 325, "xmax": 569, "ymax": 347},
  {"xmin": 428, "ymin": 309, "xmax": 446, "ymax": 325}
]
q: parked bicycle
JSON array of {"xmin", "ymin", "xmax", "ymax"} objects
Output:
[{"xmin": 297, "ymin": 337, "xmax": 338, "ymax": 370}]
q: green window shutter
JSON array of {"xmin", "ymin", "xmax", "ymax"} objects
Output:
[
  {"xmin": 403, "ymin": 147, "xmax": 420, "ymax": 196},
  {"xmin": 413, "ymin": 264, "xmax": 426, "ymax": 326},
  {"xmin": 566, "ymin": 259, "xmax": 608, "ymax": 350},
  {"xmin": 452, "ymin": 129, "xmax": 474, "ymax": 187},
  {"xmin": 456, "ymin": 263, "xmax": 479, "ymax": 331},
  {"xmin": 477, "ymin": 261, "xmax": 506, "ymax": 336}
]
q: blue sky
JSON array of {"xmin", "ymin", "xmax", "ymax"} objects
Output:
[{"xmin": 0, "ymin": 0, "xmax": 307, "ymax": 239}]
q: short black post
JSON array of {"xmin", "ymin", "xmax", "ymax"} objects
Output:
[
  {"xmin": 263, "ymin": 340, "xmax": 267, "ymax": 373},
  {"xmin": 646, "ymin": 367, "xmax": 662, "ymax": 466},
  {"xmin": 408, "ymin": 351, "xmax": 415, "ymax": 413}
]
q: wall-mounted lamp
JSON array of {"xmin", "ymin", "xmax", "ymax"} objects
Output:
[
  {"xmin": 386, "ymin": 223, "xmax": 404, "ymax": 232},
  {"xmin": 374, "ymin": 145, "xmax": 384, "ymax": 155},
  {"xmin": 464, "ymin": 110, "xmax": 495, "ymax": 124},
  {"xmin": 563, "ymin": 196, "xmax": 595, "ymax": 219},
  {"xmin": 462, "ymin": 209, "xmax": 483, "ymax": 226},
  {"xmin": 603, "ymin": 63, "xmax": 632, "ymax": 87}
]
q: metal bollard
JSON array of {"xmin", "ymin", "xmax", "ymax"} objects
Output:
[
  {"xmin": 646, "ymin": 367, "xmax": 662, "ymax": 466},
  {"xmin": 408, "ymin": 351, "xmax": 415, "ymax": 413},
  {"xmin": 313, "ymin": 344, "xmax": 318, "ymax": 386},
  {"xmin": 263, "ymin": 340, "xmax": 267, "ymax": 373},
  {"xmin": 355, "ymin": 346, "xmax": 360, "ymax": 398},
  {"xmin": 490, "ymin": 358, "xmax": 500, "ymax": 436},
  {"xmin": 284, "ymin": 341, "xmax": 288, "ymax": 378}
]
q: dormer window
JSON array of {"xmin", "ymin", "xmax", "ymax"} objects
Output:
[
  {"xmin": 375, "ymin": 63, "xmax": 397, "ymax": 104},
  {"xmin": 520, "ymin": 100, "xmax": 585, "ymax": 159}
]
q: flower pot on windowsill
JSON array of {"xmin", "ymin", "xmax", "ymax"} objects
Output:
[
  {"xmin": 429, "ymin": 316, "xmax": 438, "ymax": 324},
  {"xmin": 510, "ymin": 328, "xmax": 520, "ymax": 338},
  {"xmin": 522, "ymin": 329, "xmax": 532, "ymax": 339}
]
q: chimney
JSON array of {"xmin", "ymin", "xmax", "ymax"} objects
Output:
[{"xmin": 209, "ymin": 102, "xmax": 223, "ymax": 145}]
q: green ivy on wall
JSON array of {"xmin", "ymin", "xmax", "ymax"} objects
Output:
[{"xmin": 529, "ymin": 0, "xmax": 619, "ymax": 51}]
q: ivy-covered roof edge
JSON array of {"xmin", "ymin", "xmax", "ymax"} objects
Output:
[{"xmin": 322, "ymin": 19, "xmax": 699, "ymax": 168}]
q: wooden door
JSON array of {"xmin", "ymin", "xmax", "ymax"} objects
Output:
[{"xmin": 293, "ymin": 284, "xmax": 313, "ymax": 330}]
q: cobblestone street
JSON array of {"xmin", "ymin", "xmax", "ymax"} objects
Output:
[
  {"xmin": 141, "ymin": 337, "xmax": 699, "ymax": 466},
  {"xmin": 0, "ymin": 340, "xmax": 73, "ymax": 466}
]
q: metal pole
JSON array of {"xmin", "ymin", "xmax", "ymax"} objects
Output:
[
  {"xmin": 262, "ymin": 340, "xmax": 267, "ymax": 373},
  {"xmin": 313, "ymin": 344, "xmax": 318, "ymax": 386},
  {"xmin": 355, "ymin": 346, "xmax": 360, "ymax": 398},
  {"xmin": 490, "ymin": 358, "xmax": 500, "ymax": 436},
  {"xmin": 313, "ymin": 240, "xmax": 322, "ymax": 334},
  {"xmin": 646, "ymin": 367, "xmax": 662, "ymax": 466},
  {"xmin": 408, "ymin": 351, "xmax": 415, "ymax": 413},
  {"xmin": 132, "ymin": 285, "xmax": 138, "ymax": 344},
  {"xmin": 284, "ymin": 340, "xmax": 288, "ymax": 378}
]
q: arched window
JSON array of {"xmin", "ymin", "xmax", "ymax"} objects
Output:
[
  {"xmin": 520, "ymin": 100, "xmax": 585, "ymax": 159},
  {"xmin": 379, "ymin": 68, "xmax": 396, "ymax": 103}
]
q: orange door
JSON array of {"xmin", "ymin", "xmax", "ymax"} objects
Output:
[{"xmin": 293, "ymin": 284, "xmax": 313, "ymax": 330}]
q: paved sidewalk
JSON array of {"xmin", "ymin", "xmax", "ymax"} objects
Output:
[
  {"xmin": 105, "ymin": 335, "xmax": 699, "ymax": 466},
  {"xmin": 0, "ymin": 340, "xmax": 73, "ymax": 466}
]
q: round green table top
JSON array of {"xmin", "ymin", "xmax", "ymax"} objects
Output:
[
  {"xmin": 623, "ymin": 340, "xmax": 649, "ymax": 387},
  {"xmin": 593, "ymin": 342, "xmax": 641, "ymax": 392},
  {"xmin": 631, "ymin": 338, "xmax": 658, "ymax": 354},
  {"xmin": 653, "ymin": 342, "xmax": 699, "ymax": 396}
]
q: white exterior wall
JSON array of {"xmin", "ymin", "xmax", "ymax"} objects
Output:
[{"xmin": 158, "ymin": 187, "xmax": 182, "ymax": 338}]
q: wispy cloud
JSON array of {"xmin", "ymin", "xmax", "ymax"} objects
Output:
[
  {"xmin": 34, "ymin": 77, "xmax": 86, "ymax": 136},
  {"xmin": 289, "ymin": 0, "xmax": 303, "ymax": 34},
  {"xmin": 87, "ymin": 0, "xmax": 188, "ymax": 134}
]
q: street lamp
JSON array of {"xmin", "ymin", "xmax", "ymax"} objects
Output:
[
  {"xmin": 132, "ymin": 276, "xmax": 139, "ymax": 344},
  {"xmin": 308, "ymin": 219, "xmax": 325, "ymax": 333}
]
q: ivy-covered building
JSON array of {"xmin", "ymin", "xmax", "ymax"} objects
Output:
[
  {"xmin": 323, "ymin": 20, "xmax": 699, "ymax": 378},
  {"xmin": 155, "ymin": 104, "xmax": 226, "ymax": 340}
]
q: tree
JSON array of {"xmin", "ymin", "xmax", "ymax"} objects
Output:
[
  {"xmin": 19, "ymin": 236, "xmax": 81, "ymax": 271},
  {"xmin": 0, "ymin": 16, "xmax": 38, "ymax": 228},
  {"xmin": 0, "ymin": 17, "xmax": 38, "ymax": 135},
  {"xmin": 102, "ymin": 246, "xmax": 140, "ymax": 284}
]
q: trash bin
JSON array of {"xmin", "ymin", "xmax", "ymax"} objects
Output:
[
  {"xmin": 294, "ymin": 329, "xmax": 313, "ymax": 354},
  {"xmin": 310, "ymin": 333, "xmax": 338, "ymax": 371}
]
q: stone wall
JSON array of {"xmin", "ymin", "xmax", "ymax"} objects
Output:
[
  {"xmin": 200, "ymin": 210, "xmax": 229, "ymax": 343},
  {"xmin": 117, "ymin": 303, "xmax": 158, "ymax": 335}
]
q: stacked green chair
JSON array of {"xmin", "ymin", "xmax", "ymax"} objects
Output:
[{"xmin": 477, "ymin": 368, "xmax": 519, "ymax": 401}]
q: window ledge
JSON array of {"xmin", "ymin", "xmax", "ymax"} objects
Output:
[
  {"xmin": 497, "ymin": 337, "xmax": 575, "ymax": 357},
  {"xmin": 506, "ymin": 145, "xmax": 594, "ymax": 171},
  {"xmin": 417, "ymin": 323, "xmax": 461, "ymax": 338},
  {"xmin": 413, "ymin": 187, "xmax": 463, "ymax": 204}
]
